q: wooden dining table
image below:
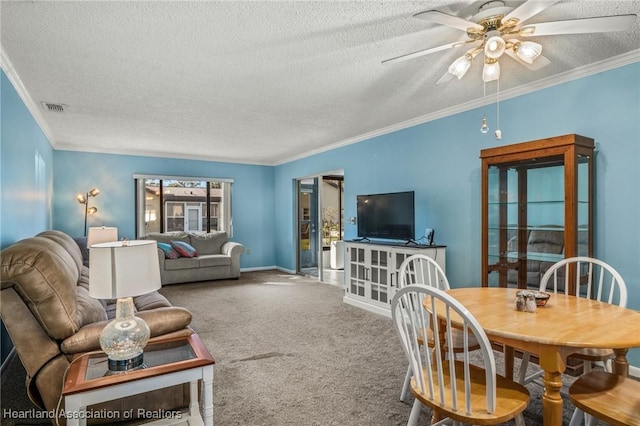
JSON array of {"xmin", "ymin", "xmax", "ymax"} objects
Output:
[{"xmin": 429, "ymin": 287, "xmax": 640, "ymax": 426}]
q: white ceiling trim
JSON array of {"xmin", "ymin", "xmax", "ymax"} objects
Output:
[
  {"xmin": 274, "ymin": 49, "xmax": 640, "ymax": 166},
  {"xmin": 0, "ymin": 45, "xmax": 57, "ymax": 146}
]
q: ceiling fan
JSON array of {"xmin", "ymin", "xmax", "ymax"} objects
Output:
[{"xmin": 382, "ymin": 0, "xmax": 637, "ymax": 83}]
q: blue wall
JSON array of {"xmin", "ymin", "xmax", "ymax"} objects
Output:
[
  {"xmin": 274, "ymin": 63, "xmax": 640, "ymax": 366},
  {"xmin": 52, "ymin": 151, "xmax": 276, "ymax": 270},
  {"xmin": 0, "ymin": 72, "xmax": 53, "ymax": 248},
  {"xmin": 1, "ymin": 70, "xmax": 54, "ymax": 362},
  {"xmin": 2, "ymin": 63, "xmax": 639, "ymax": 367}
]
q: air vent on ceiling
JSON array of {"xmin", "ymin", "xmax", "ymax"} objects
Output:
[{"xmin": 41, "ymin": 102, "xmax": 66, "ymax": 113}]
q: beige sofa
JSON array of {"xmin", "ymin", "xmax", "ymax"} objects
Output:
[
  {"xmin": 0, "ymin": 230, "xmax": 194, "ymax": 424},
  {"xmin": 143, "ymin": 231, "xmax": 243, "ymax": 285}
]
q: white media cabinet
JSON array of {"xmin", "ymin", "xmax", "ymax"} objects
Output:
[{"xmin": 343, "ymin": 241, "xmax": 446, "ymax": 317}]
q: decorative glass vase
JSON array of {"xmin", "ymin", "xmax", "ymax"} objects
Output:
[{"xmin": 100, "ymin": 297, "xmax": 150, "ymax": 371}]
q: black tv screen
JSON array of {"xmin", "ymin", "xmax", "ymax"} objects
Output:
[{"xmin": 357, "ymin": 191, "xmax": 415, "ymax": 240}]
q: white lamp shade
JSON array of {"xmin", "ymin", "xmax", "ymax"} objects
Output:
[
  {"xmin": 515, "ymin": 40, "xmax": 542, "ymax": 64},
  {"xmin": 484, "ymin": 36, "xmax": 506, "ymax": 59},
  {"xmin": 89, "ymin": 240, "xmax": 161, "ymax": 299},
  {"xmin": 482, "ymin": 60, "xmax": 501, "ymax": 82},
  {"xmin": 448, "ymin": 54, "xmax": 472, "ymax": 79},
  {"xmin": 87, "ymin": 226, "xmax": 118, "ymax": 248}
]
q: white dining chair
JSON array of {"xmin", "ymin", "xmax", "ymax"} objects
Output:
[
  {"xmin": 568, "ymin": 370, "xmax": 640, "ymax": 426},
  {"xmin": 391, "ymin": 284, "xmax": 530, "ymax": 426},
  {"xmin": 516, "ymin": 256, "xmax": 627, "ymax": 425},
  {"xmin": 396, "ymin": 254, "xmax": 480, "ymax": 402}
]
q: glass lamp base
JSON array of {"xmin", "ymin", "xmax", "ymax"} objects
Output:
[
  {"xmin": 99, "ymin": 297, "xmax": 151, "ymax": 373},
  {"xmin": 107, "ymin": 352, "xmax": 145, "ymax": 372}
]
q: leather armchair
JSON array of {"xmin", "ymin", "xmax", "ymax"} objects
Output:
[{"xmin": 1, "ymin": 230, "xmax": 194, "ymax": 424}]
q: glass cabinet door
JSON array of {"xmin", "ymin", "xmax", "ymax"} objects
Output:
[
  {"xmin": 348, "ymin": 246, "xmax": 366, "ymax": 297},
  {"xmin": 369, "ymin": 249, "xmax": 390, "ymax": 304},
  {"xmin": 481, "ymin": 134, "xmax": 594, "ymax": 292}
]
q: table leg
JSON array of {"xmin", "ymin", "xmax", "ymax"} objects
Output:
[
  {"xmin": 189, "ymin": 380, "xmax": 200, "ymax": 419},
  {"xmin": 202, "ymin": 365, "xmax": 214, "ymax": 426},
  {"xmin": 538, "ymin": 346, "xmax": 568, "ymax": 426},
  {"xmin": 612, "ymin": 348, "xmax": 629, "ymax": 377},
  {"xmin": 503, "ymin": 345, "xmax": 514, "ymax": 380},
  {"xmin": 63, "ymin": 396, "xmax": 84, "ymax": 426}
]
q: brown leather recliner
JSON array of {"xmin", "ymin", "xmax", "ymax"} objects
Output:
[{"xmin": 1, "ymin": 230, "xmax": 195, "ymax": 424}]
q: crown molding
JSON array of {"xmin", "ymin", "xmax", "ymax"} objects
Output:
[
  {"xmin": 54, "ymin": 144, "xmax": 275, "ymax": 166},
  {"xmin": 0, "ymin": 45, "xmax": 57, "ymax": 147},
  {"xmin": 274, "ymin": 49, "xmax": 640, "ymax": 166}
]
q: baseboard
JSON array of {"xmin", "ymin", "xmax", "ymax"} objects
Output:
[
  {"xmin": 240, "ymin": 266, "xmax": 298, "ymax": 274},
  {"xmin": 343, "ymin": 296, "xmax": 391, "ymax": 318},
  {"xmin": 240, "ymin": 266, "xmax": 279, "ymax": 272},
  {"xmin": 630, "ymin": 365, "xmax": 640, "ymax": 379}
]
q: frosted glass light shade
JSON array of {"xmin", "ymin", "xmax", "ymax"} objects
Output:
[
  {"xmin": 482, "ymin": 60, "xmax": 501, "ymax": 82},
  {"xmin": 87, "ymin": 226, "xmax": 118, "ymax": 248},
  {"xmin": 514, "ymin": 40, "xmax": 542, "ymax": 64},
  {"xmin": 89, "ymin": 240, "xmax": 161, "ymax": 299},
  {"xmin": 484, "ymin": 36, "xmax": 506, "ymax": 59},
  {"xmin": 448, "ymin": 54, "xmax": 472, "ymax": 79}
]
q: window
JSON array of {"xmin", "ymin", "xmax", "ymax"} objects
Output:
[{"xmin": 134, "ymin": 174, "xmax": 233, "ymax": 238}]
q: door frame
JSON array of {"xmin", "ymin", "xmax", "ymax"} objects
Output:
[{"xmin": 294, "ymin": 169, "xmax": 344, "ymax": 283}]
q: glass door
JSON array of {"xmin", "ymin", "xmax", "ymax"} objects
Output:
[
  {"xmin": 297, "ymin": 178, "xmax": 320, "ymax": 277},
  {"xmin": 185, "ymin": 205, "xmax": 202, "ymax": 232}
]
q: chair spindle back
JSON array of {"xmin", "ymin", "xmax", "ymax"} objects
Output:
[
  {"xmin": 541, "ymin": 256, "xmax": 627, "ymax": 307},
  {"xmin": 392, "ymin": 284, "xmax": 497, "ymax": 416}
]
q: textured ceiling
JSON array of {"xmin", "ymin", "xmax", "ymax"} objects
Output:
[{"xmin": 1, "ymin": 1, "xmax": 639, "ymax": 165}]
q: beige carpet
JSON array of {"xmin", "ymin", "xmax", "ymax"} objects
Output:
[{"xmin": 2, "ymin": 270, "xmax": 580, "ymax": 425}]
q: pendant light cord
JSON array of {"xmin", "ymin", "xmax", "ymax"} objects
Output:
[{"xmin": 496, "ymin": 79, "xmax": 500, "ymax": 130}]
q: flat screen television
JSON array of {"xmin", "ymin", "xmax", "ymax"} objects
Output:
[{"xmin": 357, "ymin": 191, "xmax": 415, "ymax": 241}]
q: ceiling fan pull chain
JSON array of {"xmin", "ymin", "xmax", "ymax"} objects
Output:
[{"xmin": 495, "ymin": 79, "xmax": 502, "ymax": 140}]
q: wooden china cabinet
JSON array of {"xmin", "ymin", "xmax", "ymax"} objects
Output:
[{"xmin": 480, "ymin": 134, "xmax": 595, "ymax": 294}]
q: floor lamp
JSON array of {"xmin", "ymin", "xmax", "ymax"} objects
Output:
[{"xmin": 77, "ymin": 188, "xmax": 100, "ymax": 236}]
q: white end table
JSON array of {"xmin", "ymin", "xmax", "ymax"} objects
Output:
[{"xmin": 63, "ymin": 334, "xmax": 214, "ymax": 426}]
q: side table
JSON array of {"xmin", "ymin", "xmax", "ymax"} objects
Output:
[{"xmin": 63, "ymin": 334, "xmax": 214, "ymax": 426}]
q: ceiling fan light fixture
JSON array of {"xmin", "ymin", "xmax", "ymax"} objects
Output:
[
  {"xmin": 484, "ymin": 35, "xmax": 506, "ymax": 59},
  {"xmin": 482, "ymin": 58, "xmax": 501, "ymax": 82},
  {"xmin": 448, "ymin": 54, "xmax": 473, "ymax": 79},
  {"xmin": 512, "ymin": 40, "xmax": 542, "ymax": 64}
]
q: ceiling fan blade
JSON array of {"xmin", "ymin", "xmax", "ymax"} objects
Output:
[
  {"xmin": 502, "ymin": 0, "xmax": 561, "ymax": 26},
  {"xmin": 504, "ymin": 49, "xmax": 551, "ymax": 71},
  {"xmin": 520, "ymin": 14, "xmax": 637, "ymax": 37},
  {"xmin": 414, "ymin": 10, "xmax": 483, "ymax": 32},
  {"xmin": 382, "ymin": 39, "xmax": 471, "ymax": 65},
  {"xmin": 436, "ymin": 71, "xmax": 456, "ymax": 85}
]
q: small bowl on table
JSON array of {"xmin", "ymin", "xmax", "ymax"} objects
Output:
[{"xmin": 532, "ymin": 291, "xmax": 551, "ymax": 307}]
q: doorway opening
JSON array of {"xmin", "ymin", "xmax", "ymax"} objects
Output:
[{"xmin": 295, "ymin": 172, "xmax": 344, "ymax": 285}]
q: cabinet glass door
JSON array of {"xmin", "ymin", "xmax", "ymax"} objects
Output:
[
  {"xmin": 481, "ymin": 135, "xmax": 594, "ymax": 290},
  {"xmin": 369, "ymin": 249, "xmax": 389, "ymax": 304},
  {"xmin": 577, "ymin": 154, "xmax": 591, "ymax": 257},
  {"xmin": 348, "ymin": 246, "xmax": 366, "ymax": 297}
]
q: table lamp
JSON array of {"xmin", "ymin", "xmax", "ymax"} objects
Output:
[
  {"xmin": 89, "ymin": 240, "xmax": 161, "ymax": 372},
  {"xmin": 87, "ymin": 226, "xmax": 118, "ymax": 248}
]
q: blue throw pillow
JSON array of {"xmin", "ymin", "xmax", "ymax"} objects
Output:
[
  {"xmin": 157, "ymin": 242, "xmax": 180, "ymax": 259},
  {"xmin": 171, "ymin": 241, "xmax": 198, "ymax": 258}
]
